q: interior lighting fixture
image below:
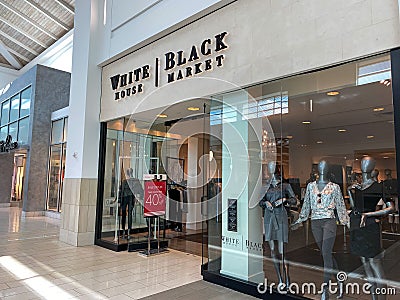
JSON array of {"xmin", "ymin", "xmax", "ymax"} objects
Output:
[
  {"xmin": 302, "ymin": 121, "xmax": 311, "ymax": 124},
  {"xmin": 327, "ymin": 91, "xmax": 340, "ymax": 96},
  {"xmin": 338, "ymin": 129, "xmax": 347, "ymax": 132},
  {"xmin": 187, "ymin": 107, "xmax": 200, "ymax": 111},
  {"xmin": 286, "ymin": 135, "xmax": 293, "ymax": 139},
  {"xmin": 157, "ymin": 114, "xmax": 168, "ymax": 118},
  {"xmin": 316, "ymin": 141, "xmax": 323, "ymax": 144},
  {"xmin": 383, "ymin": 156, "xmax": 389, "ymax": 159},
  {"xmin": 367, "ymin": 135, "xmax": 374, "ymax": 139},
  {"xmin": 380, "ymin": 79, "xmax": 391, "ymax": 86},
  {"xmin": 373, "ymin": 107, "xmax": 384, "ymax": 112}
]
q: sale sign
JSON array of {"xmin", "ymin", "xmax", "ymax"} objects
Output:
[{"xmin": 144, "ymin": 180, "xmax": 167, "ymax": 217}]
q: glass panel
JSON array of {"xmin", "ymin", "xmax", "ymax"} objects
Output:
[
  {"xmin": 63, "ymin": 117, "xmax": 68, "ymax": 143},
  {"xmin": 58, "ymin": 143, "xmax": 66, "ymax": 212},
  {"xmin": 8, "ymin": 122, "xmax": 17, "ymax": 142},
  {"xmin": 47, "ymin": 145, "xmax": 62, "ymax": 211},
  {"xmin": 9, "ymin": 94, "xmax": 20, "ymax": 122},
  {"xmin": 101, "ymin": 117, "xmax": 172, "ymax": 248},
  {"xmin": 51, "ymin": 119, "xmax": 64, "ymax": 144},
  {"xmin": 20, "ymin": 87, "xmax": 31, "ymax": 118},
  {"xmin": 1, "ymin": 100, "xmax": 10, "ymax": 126},
  {"xmin": 0, "ymin": 126, "xmax": 7, "ymax": 141},
  {"xmin": 203, "ymin": 54, "xmax": 399, "ymax": 298},
  {"xmin": 18, "ymin": 117, "xmax": 29, "ymax": 145}
]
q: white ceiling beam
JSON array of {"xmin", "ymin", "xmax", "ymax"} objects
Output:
[
  {"xmin": 24, "ymin": 0, "xmax": 71, "ymax": 31},
  {"xmin": 0, "ymin": 62, "xmax": 16, "ymax": 69},
  {"xmin": 0, "ymin": 39, "xmax": 21, "ymax": 68},
  {"xmin": 4, "ymin": 46, "xmax": 30, "ymax": 63},
  {"xmin": 54, "ymin": 0, "xmax": 74, "ymax": 15},
  {"xmin": 0, "ymin": 0, "xmax": 58, "ymax": 40},
  {"xmin": 0, "ymin": 32, "xmax": 39, "ymax": 56},
  {"xmin": 0, "ymin": 15, "xmax": 48, "ymax": 48}
]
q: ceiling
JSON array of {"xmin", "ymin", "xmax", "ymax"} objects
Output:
[{"xmin": 0, "ymin": 0, "xmax": 75, "ymax": 70}]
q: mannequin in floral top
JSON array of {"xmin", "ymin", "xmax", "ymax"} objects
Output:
[{"xmin": 292, "ymin": 160, "xmax": 349, "ymax": 300}]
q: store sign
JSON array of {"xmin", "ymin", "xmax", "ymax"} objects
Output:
[
  {"xmin": 109, "ymin": 31, "xmax": 229, "ymax": 101},
  {"xmin": 221, "ymin": 234, "xmax": 242, "ymax": 250},
  {"xmin": 245, "ymin": 239, "xmax": 263, "ymax": 252},
  {"xmin": 144, "ymin": 180, "xmax": 166, "ymax": 217}
]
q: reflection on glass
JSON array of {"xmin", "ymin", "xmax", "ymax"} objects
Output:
[
  {"xmin": 63, "ymin": 118, "xmax": 68, "ymax": 143},
  {"xmin": 20, "ymin": 87, "xmax": 31, "ymax": 118},
  {"xmin": 59, "ymin": 144, "xmax": 66, "ymax": 212},
  {"xmin": 8, "ymin": 122, "xmax": 17, "ymax": 142},
  {"xmin": 0, "ymin": 126, "xmax": 7, "ymax": 141},
  {"xmin": 51, "ymin": 119, "xmax": 64, "ymax": 144},
  {"xmin": 1, "ymin": 100, "xmax": 10, "ymax": 126},
  {"xmin": 204, "ymin": 54, "xmax": 399, "ymax": 297},
  {"xmin": 47, "ymin": 145, "xmax": 62, "ymax": 211},
  {"xmin": 18, "ymin": 117, "xmax": 29, "ymax": 145},
  {"xmin": 9, "ymin": 95, "xmax": 20, "ymax": 123}
]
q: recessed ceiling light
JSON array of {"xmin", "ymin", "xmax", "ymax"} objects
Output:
[
  {"xmin": 367, "ymin": 135, "xmax": 374, "ymax": 139},
  {"xmin": 286, "ymin": 135, "xmax": 293, "ymax": 139},
  {"xmin": 383, "ymin": 156, "xmax": 389, "ymax": 159},
  {"xmin": 327, "ymin": 91, "xmax": 340, "ymax": 96},
  {"xmin": 302, "ymin": 121, "xmax": 311, "ymax": 124},
  {"xmin": 316, "ymin": 141, "xmax": 323, "ymax": 144},
  {"xmin": 338, "ymin": 129, "xmax": 347, "ymax": 132},
  {"xmin": 187, "ymin": 107, "xmax": 200, "ymax": 111},
  {"xmin": 157, "ymin": 114, "xmax": 168, "ymax": 118},
  {"xmin": 373, "ymin": 107, "xmax": 384, "ymax": 112},
  {"xmin": 363, "ymin": 154, "xmax": 368, "ymax": 157}
]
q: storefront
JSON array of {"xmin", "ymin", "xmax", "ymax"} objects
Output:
[
  {"xmin": 96, "ymin": 0, "xmax": 400, "ymax": 298},
  {"xmin": 0, "ymin": 65, "xmax": 70, "ymax": 216}
]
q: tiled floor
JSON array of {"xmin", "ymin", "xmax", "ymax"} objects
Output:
[{"xmin": 0, "ymin": 207, "xmax": 255, "ymax": 300}]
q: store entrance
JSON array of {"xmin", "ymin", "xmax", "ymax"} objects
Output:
[
  {"xmin": 0, "ymin": 150, "xmax": 26, "ymax": 208},
  {"xmin": 97, "ymin": 99, "xmax": 217, "ymax": 256}
]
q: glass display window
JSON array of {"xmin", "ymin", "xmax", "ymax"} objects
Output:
[
  {"xmin": 203, "ymin": 53, "xmax": 399, "ymax": 299},
  {"xmin": 46, "ymin": 117, "xmax": 68, "ymax": 212}
]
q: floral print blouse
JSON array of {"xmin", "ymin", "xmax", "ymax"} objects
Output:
[{"xmin": 294, "ymin": 181, "xmax": 349, "ymax": 225}]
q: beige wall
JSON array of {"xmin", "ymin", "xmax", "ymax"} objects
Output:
[{"xmin": 101, "ymin": 0, "xmax": 400, "ymax": 122}]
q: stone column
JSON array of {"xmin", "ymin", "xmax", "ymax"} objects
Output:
[{"xmin": 60, "ymin": 0, "xmax": 109, "ymax": 246}]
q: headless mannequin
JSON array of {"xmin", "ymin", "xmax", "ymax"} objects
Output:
[
  {"xmin": 262, "ymin": 161, "xmax": 295, "ymax": 288},
  {"xmin": 348, "ymin": 157, "xmax": 394, "ymax": 300}
]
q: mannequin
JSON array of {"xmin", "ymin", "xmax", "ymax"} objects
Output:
[
  {"xmin": 259, "ymin": 161, "xmax": 297, "ymax": 288},
  {"xmin": 347, "ymin": 157, "xmax": 394, "ymax": 300},
  {"xmin": 119, "ymin": 168, "xmax": 136, "ymax": 239},
  {"xmin": 371, "ymin": 169, "xmax": 379, "ymax": 183},
  {"xmin": 383, "ymin": 168, "xmax": 397, "ymax": 195},
  {"xmin": 292, "ymin": 160, "xmax": 349, "ymax": 300}
]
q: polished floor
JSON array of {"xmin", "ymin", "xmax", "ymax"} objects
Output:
[{"xmin": 0, "ymin": 207, "xmax": 255, "ymax": 300}]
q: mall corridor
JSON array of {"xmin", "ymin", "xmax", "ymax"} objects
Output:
[{"xmin": 0, "ymin": 207, "xmax": 255, "ymax": 300}]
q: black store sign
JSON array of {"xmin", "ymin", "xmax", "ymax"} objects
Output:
[
  {"xmin": 109, "ymin": 32, "xmax": 229, "ymax": 101},
  {"xmin": 227, "ymin": 198, "xmax": 237, "ymax": 232}
]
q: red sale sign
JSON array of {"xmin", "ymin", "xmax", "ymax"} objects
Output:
[{"xmin": 144, "ymin": 180, "xmax": 166, "ymax": 217}]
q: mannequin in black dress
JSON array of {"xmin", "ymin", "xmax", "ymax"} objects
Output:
[
  {"xmin": 259, "ymin": 161, "xmax": 297, "ymax": 288},
  {"xmin": 347, "ymin": 157, "xmax": 394, "ymax": 300}
]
